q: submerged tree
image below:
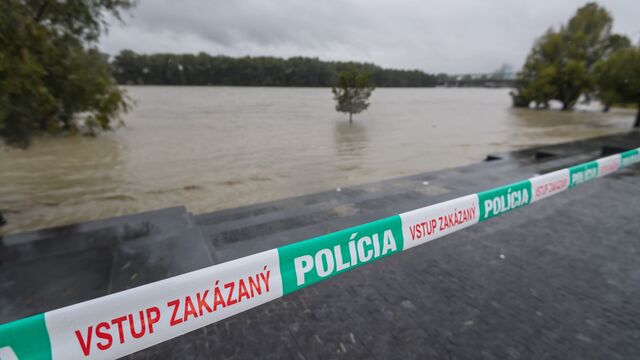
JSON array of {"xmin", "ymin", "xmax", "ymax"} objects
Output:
[
  {"xmin": 510, "ymin": 3, "xmax": 630, "ymax": 111},
  {"xmin": 594, "ymin": 47, "xmax": 640, "ymax": 127},
  {"xmin": 332, "ymin": 67, "xmax": 375, "ymax": 123},
  {"xmin": 0, "ymin": 0, "xmax": 135, "ymax": 148}
]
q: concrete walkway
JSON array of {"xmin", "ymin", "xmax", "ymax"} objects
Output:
[{"xmin": 2, "ymin": 131, "xmax": 640, "ymax": 359}]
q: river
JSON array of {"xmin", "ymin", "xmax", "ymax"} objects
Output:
[{"xmin": 0, "ymin": 87, "xmax": 635, "ymax": 235}]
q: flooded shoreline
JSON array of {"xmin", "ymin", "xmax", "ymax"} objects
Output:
[{"xmin": 1, "ymin": 87, "xmax": 635, "ymax": 235}]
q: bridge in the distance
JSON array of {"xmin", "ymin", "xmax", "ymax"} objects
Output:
[{"xmin": 439, "ymin": 72, "xmax": 516, "ymax": 88}]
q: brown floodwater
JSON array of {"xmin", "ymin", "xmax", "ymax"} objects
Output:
[{"xmin": 0, "ymin": 87, "xmax": 635, "ymax": 235}]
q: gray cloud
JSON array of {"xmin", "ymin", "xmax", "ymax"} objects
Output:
[{"xmin": 100, "ymin": 0, "xmax": 640, "ymax": 73}]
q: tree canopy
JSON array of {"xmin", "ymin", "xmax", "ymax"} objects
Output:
[
  {"xmin": 0, "ymin": 0, "xmax": 134, "ymax": 148},
  {"xmin": 111, "ymin": 51, "xmax": 439, "ymax": 88},
  {"xmin": 594, "ymin": 47, "xmax": 640, "ymax": 126},
  {"xmin": 332, "ymin": 67, "xmax": 375, "ymax": 122},
  {"xmin": 510, "ymin": 3, "xmax": 631, "ymax": 111}
]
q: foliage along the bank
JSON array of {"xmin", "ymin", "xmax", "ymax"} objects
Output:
[
  {"xmin": 0, "ymin": 0, "xmax": 134, "ymax": 148},
  {"xmin": 510, "ymin": 3, "xmax": 633, "ymax": 112},
  {"xmin": 594, "ymin": 47, "xmax": 640, "ymax": 126},
  {"xmin": 111, "ymin": 51, "xmax": 438, "ymax": 88}
]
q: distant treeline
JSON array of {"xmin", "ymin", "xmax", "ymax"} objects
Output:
[{"xmin": 111, "ymin": 50, "xmax": 439, "ymax": 87}]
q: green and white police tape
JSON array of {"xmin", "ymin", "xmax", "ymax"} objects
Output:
[{"xmin": 1, "ymin": 149, "xmax": 639, "ymax": 360}]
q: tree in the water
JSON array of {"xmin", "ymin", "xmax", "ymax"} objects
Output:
[
  {"xmin": 0, "ymin": 0, "xmax": 135, "ymax": 148},
  {"xmin": 510, "ymin": 3, "xmax": 630, "ymax": 111},
  {"xmin": 332, "ymin": 67, "xmax": 375, "ymax": 123},
  {"xmin": 594, "ymin": 47, "xmax": 640, "ymax": 127}
]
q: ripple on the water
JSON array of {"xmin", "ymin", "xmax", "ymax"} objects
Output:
[{"xmin": 0, "ymin": 87, "xmax": 635, "ymax": 235}]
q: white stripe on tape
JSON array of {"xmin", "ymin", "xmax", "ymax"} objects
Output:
[
  {"xmin": 529, "ymin": 169, "xmax": 570, "ymax": 203},
  {"xmin": 400, "ymin": 194, "xmax": 479, "ymax": 251},
  {"xmin": 597, "ymin": 154, "xmax": 621, "ymax": 177},
  {"xmin": 45, "ymin": 249, "xmax": 283, "ymax": 360},
  {"xmin": 0, "ymin": 347, "xmax": 19, "ymax": 360}
]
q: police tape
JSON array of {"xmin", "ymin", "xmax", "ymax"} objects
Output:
[{"xmin": 1, "ymin": 148, "xmax": 639, "ymax": 360}]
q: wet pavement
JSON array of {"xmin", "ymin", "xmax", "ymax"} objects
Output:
[{"xmin": 2, "ymin": 131, "xmax": 640, "ymax": 359}]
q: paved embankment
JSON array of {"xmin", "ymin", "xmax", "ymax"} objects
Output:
[{"xmin": 2, "ymin": 131, "xmax": 640, "ymax": 359}]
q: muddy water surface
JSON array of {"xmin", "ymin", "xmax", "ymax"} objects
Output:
[{"xmin": 0, "ymin": 87, "xmax": 635, "ymax": 234}]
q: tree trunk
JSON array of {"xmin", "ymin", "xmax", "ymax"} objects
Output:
[
  {"xmin": 34, "ymin": 2, "xmax": 49, "ymax": 22},
  {"xmin": 61, "ymin": 115, "xmax": 71, "ymax": 131},
  {"xmin": 349, "ymin": 112, "xmax": 353, "ymax": 123},
  {"xmin": 634, "ymin": 104, "xmax": 640, "ymax": 128},
  {"xmin": 39, "ymin": 117, "xmax": 48, "ymax": 131}
]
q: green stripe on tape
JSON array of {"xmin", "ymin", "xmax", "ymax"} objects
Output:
[
  {"xmin": 0, "ymin": 314, "xmax": 52, "ymax": 360},
  {"xmin": 621, "ymin": 149, "xmax": 640, "ymax": 167},
  {"xmin": 477, "ymin": 180, "xmax": 532, "ymax": 221},
  {"xmin": 278, "ymin": 216, "xmax": 403, "ymax": 295},
  {"xmin": 569, "ymin": 161, "xmax": 598, "ymax": 187}
]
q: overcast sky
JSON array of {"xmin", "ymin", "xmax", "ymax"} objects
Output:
[{"xmin": 99, "ymin": 0, "xmax": 640, "ymax": 74}]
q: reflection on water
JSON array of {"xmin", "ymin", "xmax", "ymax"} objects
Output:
[
  {"xmin": 0, "ymin": 87, "xmax": 635, "ymax": 235},
  {"xmin": 334, "ymin": 121, "xmax": 367, "ymax": 172}
]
